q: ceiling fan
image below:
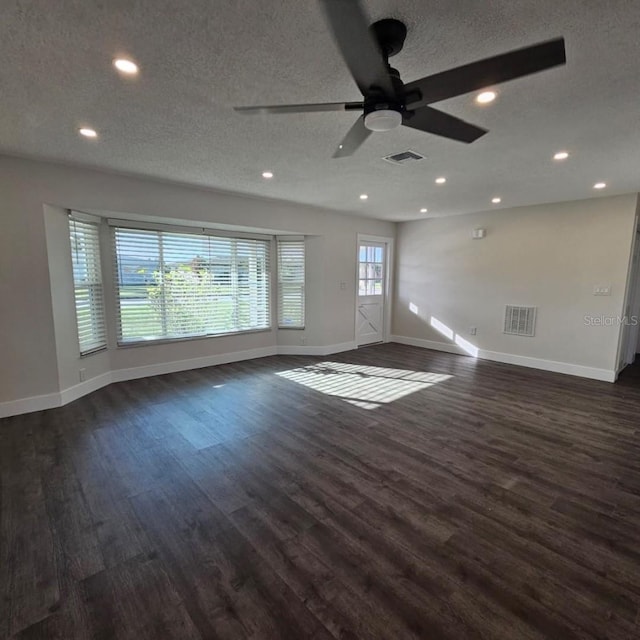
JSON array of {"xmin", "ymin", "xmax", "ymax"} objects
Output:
[{"xmin": 234, "ymin": 0, "xmax": 566, "ymax": 158}]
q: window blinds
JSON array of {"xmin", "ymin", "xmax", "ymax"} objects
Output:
[
  {"xmin": 277, "ymin": 238, "xmax": 305, "ymax": 328},
  {"xmin": 69, "ymin": 216, "xmax": 107, "ymax": 355},
  {"xmin": 113, "ymin": 226, "xmax": 270, "ymax": 343}
]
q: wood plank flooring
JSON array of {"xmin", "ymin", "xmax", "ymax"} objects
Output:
[{"xmin": 2, "ymin": 343, "xmax": 640, "ymax": 639}]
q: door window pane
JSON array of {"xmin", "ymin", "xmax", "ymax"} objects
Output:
[{"xmin": 358, "ymin": 244, "xmax": 385, "ymax": 297}]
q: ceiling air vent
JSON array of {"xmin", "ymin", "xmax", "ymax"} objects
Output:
[
  {"xmin": 504, "ymin": 306, "xmax": 537, "ymax": 337},
  {"xmin": 382, "ymin": 150, "xmax": 425, "ymax": 165}
]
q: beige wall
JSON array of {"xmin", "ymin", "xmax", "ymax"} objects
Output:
[
  {"xmin": 2, "ymin": 152, "xmax": 636, "ymax": 411},
  {"xmin": 393, "ymin": 195, "xmax": 638, "ymax": 378},
  {"xmin": 0, "ymin": 155, "xmax": 394, "ymax": 406}
]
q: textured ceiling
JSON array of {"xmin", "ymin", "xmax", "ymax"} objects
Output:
[{"xmin": 1, "ymin": 0, "xmax": 640, "ymax": 220}]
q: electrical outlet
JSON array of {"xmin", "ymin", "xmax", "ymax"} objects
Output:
[
  {"xmin": 301, "ymin": 336, "xmax": 307, "ymax": 345},
  {"xmin": 79, "ymin": 368, "xmax": 87, "ymax": 382},
  {"xmin": 469, "ymin": 327, "xmax": 477, "ymax": 336},
  {"xmin": 340, "ymin": 281, "xmax": 347, "ymax": 290},
  {"xmin": 593, "ymin": 285, "xmax": 612, "ymax": 296}
]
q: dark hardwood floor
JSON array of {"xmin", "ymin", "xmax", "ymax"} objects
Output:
[{"xmin": 2, "ymin": 343, "xmax": 640, "ymax": 639}]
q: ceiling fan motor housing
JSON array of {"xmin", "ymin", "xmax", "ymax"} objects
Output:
[{"xmin": 363, "ymin": 65, "xmax": 405, "ymax": 131}]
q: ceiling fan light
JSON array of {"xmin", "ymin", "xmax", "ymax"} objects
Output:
[
  {"xmin": 364, "ymin": 109, "xmax": 402, "ymax": 132},
  {"xmin": 476, "ymin": 91, "xmax": 496, "ymax": 104}
]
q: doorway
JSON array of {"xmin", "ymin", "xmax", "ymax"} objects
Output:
[
  {"xmin": 356, "ymin": 235, "xmax": 392, "ymax": 346},
  {"xmin": 620, "ymin": 228, "xmax": 640, "ymax": 368}
]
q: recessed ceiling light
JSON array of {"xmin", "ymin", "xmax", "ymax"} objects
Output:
[
  {"xmin": 113, "ymin": 58, "xmax": 139, "ymax": 75},
  {"xmin": 262, "ymin": 171, "xmax": 273, "ymax": 179},
  {"xmin": 491, "ymin": 197, "xmax": 501, "ymax": 204},
  {"xmin": 359, "ymin": 194, "xmax": 368, "ymax": 200},
  {"xmin": 593, "ymin": 182, "xmax": 606, "ymax": 189},
  {"xmin": 420, "ymin": 208, "xmax": 428, "ymax": 213},
  {"xmin": 553, "ymin": 151, "xmax": 569, "ymax": 161},
  {"xmin": 435, "ymin": 177, "xmax": 446, "ymax": 184},
  {"xmin": 78, "ymin": 127, "xmax": 98, "ymax": 138},
  {"xmin": 475, "ymin": 91, "xmax": 496, "ymax": 104}
]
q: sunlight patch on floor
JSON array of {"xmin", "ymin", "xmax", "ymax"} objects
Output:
[{"xmin": 276, "ymin": 361, "xmax": 452, "ymax": 410}]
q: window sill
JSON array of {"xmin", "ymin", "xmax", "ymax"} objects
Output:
[{"xmin": 80, "ymin": 345, "xmax": 108, "ymax": 357}]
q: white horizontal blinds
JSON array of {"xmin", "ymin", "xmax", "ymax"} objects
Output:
[
  {"xmin": 69, "ymin": 216, "xmax": 107, "ymax": 354},
  {"xmin": 113, "ymin": 227, "xmax": 270, "ymax": 343},
  {"xmin": 277, "ymin": 239, "xmax": 305, "ymax": 328}
]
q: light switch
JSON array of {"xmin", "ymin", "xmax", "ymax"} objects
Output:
[{"xmin": 593, "ymin": 285, "xmax": 611, "ymax": 296}]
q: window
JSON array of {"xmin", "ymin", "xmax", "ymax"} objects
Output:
[
  {"xmin": 277, "ymin": 238, "xmax": 305, "ymax": 328},
  {"xmin": 113, "ymin": 226, "xmax": 270, "ymax": 343},
  {"xmin": 69, "ymin": 214, "xmax": 107, "ymax": 355},
  {"xmin": 358, "ymin": 244, "xmax": 384, "ymax": 296}
]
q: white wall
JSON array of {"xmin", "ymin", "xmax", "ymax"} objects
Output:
[
  {"xmin": 0, "ymin": 155, "xmax": 394, "ymax": 412},
  {"xmin": 393, "ymin": 194, "xmax": 638, "ymax": 381}
]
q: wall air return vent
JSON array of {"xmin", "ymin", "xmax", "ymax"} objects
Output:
[
  {"xmin": 382, "ymin": 150, "xmax": 425, "ymax": 165},
  {"xmin": 504, "ymin": 306, "xmax": 537, "ymax": 337}
]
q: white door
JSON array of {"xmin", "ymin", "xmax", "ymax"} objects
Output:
[{"xmin": 357, "ymin": 241, "xmax": 386, "ymax": 346}]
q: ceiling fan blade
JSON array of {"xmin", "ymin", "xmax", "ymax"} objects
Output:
[
  {"xmin": 333, "ymin": 116, "xmax": 372, "ymax": 158},
  {"xmin": 234, "ymin": 101, "xmax": 363, "ymax": 115},
  {"xmin": 319, "ymin": 0, "xmax": 396, "ymax": 99},
  {"xmin": 405, "ymin": 38, "xmax": 566, "ymax": 109},
  {"xmin": 403, "ymin": 107, "xmax": 488, "ymax": 143}
]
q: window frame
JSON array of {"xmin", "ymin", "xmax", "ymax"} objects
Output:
[
  {"xmin": 68, "ymin": 212, "xmax": 107, "ymax": 356},
  {"xmin": 111, "ymin": 223, "xmax": 272, "ymax": 346},
  {"xmin": 277, "ymin": 237, "xmax": 305, "ymax": 330}
]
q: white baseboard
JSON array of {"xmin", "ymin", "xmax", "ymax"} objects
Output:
[
  {"xmin": 390, "ymin": 335, "xmax": 467, "ymax": 356},
  {"xmin": 111, "ymin": 346, "xmax": 278, "ymax": 383},
  {"xmin": 324, "ymin": 340, "xmax": 358, "ymax": 355},
  {"xmin": 59, "ymin": 371, "xmax": 113, "ymax": 406},
  {"xmin": 479, "ymin": 349, "xmax": 617, "ymax": 382},
  {"xmin": 0, "ymin": 390, "xmax": 61, "ymax": 419},
  {"xmin": 277, "ymin": 345, "xmax": 319, "ymax": 356},
  {"xmin": 390, "ymin": 334, "xmax": 617, "ymax": 383},
  {"xmin": 277, "ymin": 341, "xmax": 357, "ymax": 356},
  {"xmin": 0, "ymin": 342, "xmax": 359, "ymax": 418}
]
